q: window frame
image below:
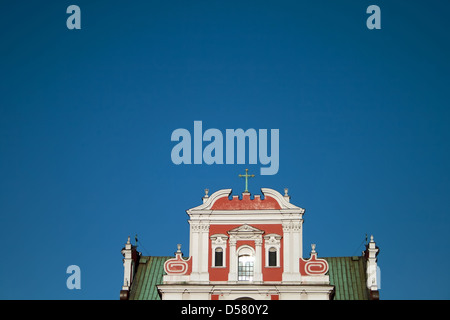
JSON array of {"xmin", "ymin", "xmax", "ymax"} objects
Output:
[
  {"xmin": 210, "ymin": 234, "xmax": 228, "ymax": 268},
  {"xmin": 264, "ymin": 234, "xmax": 282, "ymax": 268},
  {"xmin": 237, "ymin": 246, "xmax": 255, "ymax": 282},
  {"xmin": 268, "ymin": 247, "xmax": 277, "ymax": 267},
  {"xmin": 214, "ymin": 247, "xmax": 224, "ymax": 267}
]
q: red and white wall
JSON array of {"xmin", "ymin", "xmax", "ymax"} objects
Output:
[{"xmin": 158, "ymin": 188, "xmax": 332, "ymax": 300}]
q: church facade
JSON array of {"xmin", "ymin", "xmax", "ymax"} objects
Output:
[{"xmin": 120, "ymin": 187, "xmax": 380, "ymax": 300}]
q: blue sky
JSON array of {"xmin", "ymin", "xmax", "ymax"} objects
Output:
[{"xmin": 0, "ymin": 1, "xmax": 449, "ymax": 299}]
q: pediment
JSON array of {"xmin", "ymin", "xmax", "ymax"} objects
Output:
[{"xmin": 227, "ymin": 224, "xmax": 264, "ymax": 236}]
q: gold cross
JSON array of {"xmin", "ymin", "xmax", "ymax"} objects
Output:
[{"xmin": 239, "ymin": 168, "xmax": 255, "ymax": 193}]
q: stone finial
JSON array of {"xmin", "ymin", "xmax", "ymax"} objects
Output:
[
  {"xmin": 177, "ymin": 244, "xmax": 182, "ymax": 253},
  {"xmin": 284, "ymin": 188, "xmax": 290, "ymax": 202},
  {"xmin": 122, "ymin": 236, "xmax": 136, "ymax": 293},
  {"xmin": 202, "ymin": 188, "xmax": 210, "ymax": 203},
  {"xmin": 124, "ymin": 236, "xmax": 132, "ymax": 250},
  {"xmin": 311, "ymin": 243, "xmax": 316, "ymax": 254},
  {"xmin": 365, "ymin": 235, "xmax": 379, "ymax": 292}
]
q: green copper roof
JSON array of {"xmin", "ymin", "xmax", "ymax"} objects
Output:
[
  {"xmin": 129, "ymin": 256, "xmax": 172, "ymax": 300},
  {"xmin": 324, "ymin": 256, "xmax": 370, "ymax": 300},
  {"xmin": 128, "ymin": 255, "xmax": 371, "ymax": 300}
]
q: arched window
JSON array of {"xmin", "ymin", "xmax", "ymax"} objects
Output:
[
  {"xmin": 268, "ymin": 247, "xmax": 277, "ymax": 267},
  {"xmin": 210, "ymin": 234, "xmax": 228, "ymax": 268},
  {"xmin": 264, "ymin": 234, "xmax": 281, "ymax": 267},
  {"xmin": 215, "ymin": 248, "xmax": 223, "ymax": 267},
  {"xmin": 237, "ymin": 246, "xmax": 255, "ymax": 281}
]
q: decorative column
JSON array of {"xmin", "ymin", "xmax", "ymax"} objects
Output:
[
  {"xmin": 199, "ymin": 224, "xmax": 210, "ymax": 279},
  {"xmin": 189, "ymin": 222, "xmax": 210, "ymax": 282},
  {"xmin": 282, "ymin": 222, "xmax": 291, "ymax": 277},
  {"xmin": 228, "ymin": 236, "xmax": 237, "ymax": 281},
  {"xmin": 254, "ymin": 237, "xmax": 263, "ymax": 282},
  {"xmin": 189, "ymin": 222, "xmax": 198, "ymax": 277},
  {"xmin": 282, "ymin": 221, "xmax": 302, "ymax": 282},
  {"xmin": 292, "ymin": 221, "xmax": 302, "ymax": 278}
]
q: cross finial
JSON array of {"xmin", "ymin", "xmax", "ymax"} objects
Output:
[{"xmin": 238, "ymin": 168, "xmax": 255, "ymax": 193}]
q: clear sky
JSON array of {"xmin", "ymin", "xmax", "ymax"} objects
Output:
[{"xmin": 1, "ymin": 1, "xmax": 449, "ymax": 299}]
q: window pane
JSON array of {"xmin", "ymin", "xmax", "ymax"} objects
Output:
[
  {"xmin": 238, "ymin": 255, "xmax": 254, "ymax": 281},
  {"xmin": 215, "ymin": 249, "xmax": 223, "ymax": 267},
  {"xmin": 269, "ymin": 250, "xmax": 277, "ymax": 266}
]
